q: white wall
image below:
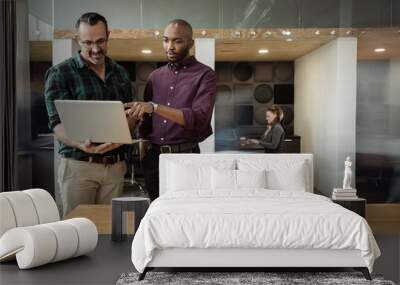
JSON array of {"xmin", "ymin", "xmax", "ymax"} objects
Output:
[
  {"xmin": 294, "ymin": 38, "xmax": 357, "ymax": 195},
  {"xmin": 29, "ymin": 14, "xmax": 53, "ymax": 41}
]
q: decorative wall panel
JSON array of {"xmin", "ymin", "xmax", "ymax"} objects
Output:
[{"xmin": 215, "ymin": 61, "xmax": 295, "ymax": 151}]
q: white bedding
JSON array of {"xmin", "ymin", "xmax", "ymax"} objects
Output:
[{"xmin": 131, "ymin": 190, "xmax": 380, "ymax": 273}]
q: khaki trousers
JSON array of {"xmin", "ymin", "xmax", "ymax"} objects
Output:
[{"xmin": 58, "ymin": 158, "xmax": 127, "ymax": 217}]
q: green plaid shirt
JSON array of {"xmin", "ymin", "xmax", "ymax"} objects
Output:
[{"xmin": 44, "ymin": 52, "xmax": 133, "ymax": 159}]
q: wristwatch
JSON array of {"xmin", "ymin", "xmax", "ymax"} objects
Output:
[{"xmin": 149, "ymin": 101, "xmax": 159, "ymax": 113}]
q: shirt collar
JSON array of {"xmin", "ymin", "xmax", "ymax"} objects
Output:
[
  {"xmin": 74, "ymin": 52, "xmax": 87, "ymax": 69},
  {"xmin": 168, "ymin": 56, "xmax": 197, "ymax": 71}
]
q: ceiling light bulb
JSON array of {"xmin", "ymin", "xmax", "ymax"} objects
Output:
[
  {"xmin": 258, "ymin": 49, "xmax": 269, "ymax": 54},
  {"xmin": 154, "ymin": 30, "xmax": 160, "ymax": 36},
  {"xmin": 315, "ymin": 30, "xmax": 320, "ymax": 35},
  {"xmin": 141, "ymin": 49, "xmax": 152, "ymax": 54},
  {"xmin": 286, "ymin": 38, "xmax": 293, "ymax": 42},
  {"xmin": 250, "ymin": 31, "xmax": 256, "ymax": 37},
  {"xmin": 201, "ymin": 30, "xmax": 207, "ymax": 36},
  {"xmin": 282, "ymin": 30, "xmax": 291, "ymax": 36},
  {"xmin": 234, "ymin": 30, "xmax": 241, "ymax": 37},
  {"xmin": 265, "ymin": 31, "xmax": 272, "ymax": 36},
  {"xmin": 346, "ymin": 30, "xmax": 351, "ymax": 35},
  {"xmin": 330, "ymin": 30, "xmax": 336, "ymax": 35},
  {"xmin": 374, "ymin": 48, "xmax": 386, "ymax": 53}
]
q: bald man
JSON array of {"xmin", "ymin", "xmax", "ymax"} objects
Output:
[{"xmin": 125, "ymin": 19, "xmax": 216, "ymax": 201}]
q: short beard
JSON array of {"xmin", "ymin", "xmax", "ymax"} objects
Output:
[{"xmin": 171, "ymin": 46, "xmax": 190, "ymax": 63}]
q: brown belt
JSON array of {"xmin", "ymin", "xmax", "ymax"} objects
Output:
[
  {"xmin": 152, "ymin": 142, "xmax": 198, "ymax": 153},
  {"xmin": 67, "ymin": 154, "xmax": 125, "ymax": 165}
]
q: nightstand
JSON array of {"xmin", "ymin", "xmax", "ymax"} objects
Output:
[
  {"xmin": 332, "ymin": 198, "xmax": 366, "ymax": 218},
  {"xmin": 111, "ymin": 197, "xmax": 150, "ymax": 242}
]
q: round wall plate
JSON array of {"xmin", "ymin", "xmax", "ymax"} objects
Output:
[
  {"xmin": 254, "ymin": 84, "xmax": 273, "ymax": 103},
  {"xmin": 233, "ymin": 62, "xmax": 253, "ymax": 82}
]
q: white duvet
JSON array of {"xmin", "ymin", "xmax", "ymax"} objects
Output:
[{"xmin": 131, "ymin": 190, "xmax": 380, "ymax": 273}]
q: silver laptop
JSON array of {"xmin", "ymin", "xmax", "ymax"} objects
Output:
[{"xmin": 54, "ymin": 100, "xmax": 133, "ymax": 144}]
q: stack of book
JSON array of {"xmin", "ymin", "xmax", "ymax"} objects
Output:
[{"xmin": 332, "ymin": 188, "xmax": 358, "ymax": 200}]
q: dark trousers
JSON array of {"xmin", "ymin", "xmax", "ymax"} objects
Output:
[{"xmin": 142, "ymin": 145, "xmax": 200, "ymax": 201}]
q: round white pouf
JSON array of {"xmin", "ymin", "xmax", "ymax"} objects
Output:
[
  {"xmin": 0, "ymin": 189, "xmax": 98, "ymax": 269},
  {"xmin": 0, "ymin": 218, "xmax": 98, "ymax": 269}
]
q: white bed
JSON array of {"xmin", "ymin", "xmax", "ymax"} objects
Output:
[{"xmin": 131, "ymin": 154, "xmax": 380, "ymax": 280}]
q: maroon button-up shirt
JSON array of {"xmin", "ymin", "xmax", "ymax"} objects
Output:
[{"xmin": 139, "ymin": 56, "xmax": 216, "ymax": 145}]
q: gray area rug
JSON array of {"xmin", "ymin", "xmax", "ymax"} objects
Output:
[{"xmin": 117, "ymin": 272, "xmax": 396, "ymax": 285}]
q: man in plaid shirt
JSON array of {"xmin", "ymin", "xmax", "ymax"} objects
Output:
[{"xmin": 45, "ymin": 12, "xmax": 136, "ymax": 216}]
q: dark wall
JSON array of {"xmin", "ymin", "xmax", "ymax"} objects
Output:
[
  {"xmin": 115, "ymin": 60, "xmax": 297, "ymax": 152},
  {"xmin": 30, "ymin": 62, "xmax": 52, "ymax": 138},
  {"xmin": 215, "ymin": 61, "xmax": 295, "ymax": 151}
]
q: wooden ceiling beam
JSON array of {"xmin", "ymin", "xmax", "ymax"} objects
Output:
[{"xmin": 31, "ymin": 28, "xmax": 400, "ymax": 62}]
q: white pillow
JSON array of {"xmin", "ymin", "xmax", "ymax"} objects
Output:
[
  {"xmin": 237, "ymin": 159, "xmax": 308, "ymax": 191},
  {"xmin": 236, "ymin": 169, "xmax": 267, "ymax": 189},
  {"xmin": 266, "ymin": 162, "xmax": 307, "ymax": 191},
  {"xmin": 211, "ymin": 169, "xmax": 267, "ymax": 191},
  {"xmin": 211, "ymin": 168, "xmax": 236, "ymax": 190},
  {"xmin": 166, "ymin": 159, "xmax": 236, "ymax": 192},
  {"xmin": 165, "ymin": 158, "xmax": 236, "ymax": 192},
  {"xmin": 167, "ymin": 163, "xmax": 210, "ymax": 191}
]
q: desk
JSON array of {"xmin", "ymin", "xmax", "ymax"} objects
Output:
[{"xmin": 64, "ymin": 204, "xmax": 113, "ymax": 234}]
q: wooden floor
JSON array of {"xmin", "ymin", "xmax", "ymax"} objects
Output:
[
  {"xmin": 65, "ymin": 204, "xmax": 137, "ymax": 235},
  {"xmin": 367, "ymin": 204, "xmax": 400, "ymax": 235},
  {"xmin": 65, "ymin": 205, "xmax": 113, "ymax": 234}
]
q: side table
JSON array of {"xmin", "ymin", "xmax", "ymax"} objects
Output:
[
  {"xmin": 332, "ymin": 198, "xmax": 366, "ymax": 218},
  {"xmin": 112, "ymin": 197, "xmax": 150, "ymax": 241}
]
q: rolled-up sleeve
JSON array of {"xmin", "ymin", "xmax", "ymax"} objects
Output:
[
  {"xmin": 181, "ymin": 69, "xmax": 216, "ymax": 131},
  {"xmin": 44, "ymin": 68, "xmax": 69, "ymax": 131},
  {"xmin": 138, "ymin": 74, "xmax": 154, "ymax": 138}
]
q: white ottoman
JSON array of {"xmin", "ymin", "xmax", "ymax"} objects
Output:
[{"xmin": 0, "ymin": 189, "xmax": 98, "ymax": 269}]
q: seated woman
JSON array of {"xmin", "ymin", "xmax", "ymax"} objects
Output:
[{"xmin": 246, "ymin": 105, "xmax": 285, "ymax": 153}]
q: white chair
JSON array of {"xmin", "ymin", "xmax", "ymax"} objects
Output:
[{"xmin": 0, "ymin": 189, "xmax": 98, "ymax": 269}]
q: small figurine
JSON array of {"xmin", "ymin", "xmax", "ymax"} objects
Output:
[{"xmin": 342, "ymin": 156, "xmax": 352, "ymax": 189}]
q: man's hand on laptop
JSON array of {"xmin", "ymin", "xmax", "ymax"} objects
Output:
[
  {"xmin": 77, "ymin": 139, "xmax": 122, "ymax": 154},
  {"xmin": 124, "ymin": 102, "xmax": 152, "ymax": 120}
]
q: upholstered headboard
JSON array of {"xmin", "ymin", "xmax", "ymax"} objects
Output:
[{"xmin": 159, "ymin": 153, "xmax": 314, "ymax": 195}]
